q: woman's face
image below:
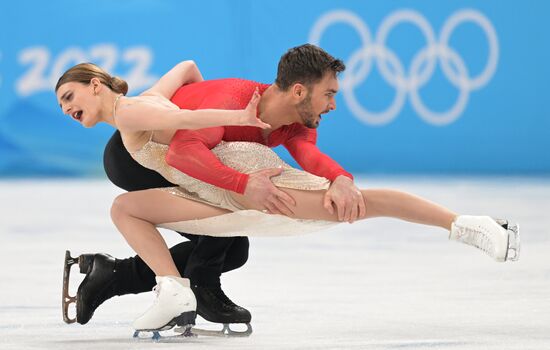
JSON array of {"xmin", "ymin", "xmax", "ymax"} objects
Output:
[{"xmin": 56, "ymin": 81, "xmax": 102, "ymax": 128}]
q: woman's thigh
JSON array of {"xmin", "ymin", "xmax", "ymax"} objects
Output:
[
  {"xmin": 118, "ymin": 187, "xmax": 370, "ymax": 224},
  {"xmin": 113, "ymin": 189, "xmax": 230, "ymax": 225},
  {"xmin": 232, "ymin": 188, "xmax": 340, "ymax": 221}
]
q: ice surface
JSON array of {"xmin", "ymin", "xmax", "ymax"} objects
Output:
[{"xmin": 1, "ymin": 177, "xmax": 549, "ymax": 349}]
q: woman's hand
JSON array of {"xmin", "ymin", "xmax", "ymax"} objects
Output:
[{"xmin": 240, "ymin": 88, "xmax": 271, "ymax": 129}]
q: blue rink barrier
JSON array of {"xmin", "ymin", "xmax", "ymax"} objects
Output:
[{"xmin": 1, "ymin": 0, "xmax": 549, "ymax": 176}]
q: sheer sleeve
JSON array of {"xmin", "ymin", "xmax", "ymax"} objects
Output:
[
  {"xmin": 284, "ymin": 126, "xmax": 353, "ymax": 181},
  {"xmin": 165, "ymin": 83, "xmax": 270, "ymax": 194},
  {"xmin": 166, "ymin": 126, "xmax": 249, "ymax": 194}
]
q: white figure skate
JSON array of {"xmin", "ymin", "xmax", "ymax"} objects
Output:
[
  {"xmin": 132, "ymin": 276, "xmax": 197, "ymax": 340},
  {"xmin": 450, "ymin": 215, "xmax": 520, "ymax": 262}
]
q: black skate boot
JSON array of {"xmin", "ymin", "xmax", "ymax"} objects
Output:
[
  {"xmin": 192, "ymin": 284, "xmax": 251, "ymax": 323},
  {"xmin": 186, "ymin": 284, "xmax": 252, "ymax": 336},
  {"xmin": 76, "ymin": 253, "xmax": 119, "ymax": 324},
  {"xmin": 62, "ymin": 251, "xmax": 119, "ymax": 325}
]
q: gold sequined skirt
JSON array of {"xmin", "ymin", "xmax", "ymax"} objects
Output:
[{"xmin": 153, "ymin": 142, "xmax": 336, "ymax": 237}]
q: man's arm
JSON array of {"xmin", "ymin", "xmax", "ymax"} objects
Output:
[
  {"xmin": 167, "ymin": 127, "xmax": 296, "ymax": 215},
  {"xmin": 166, "ymin": 127, "xmax": 249, "ymax": 194},
  {"xmin": 283, "ymin": 127, "xmax": 353, "ymax": 181},
  {"xmin": 284, "ymin": 127, "xmax": 366, "ymax": 222}
]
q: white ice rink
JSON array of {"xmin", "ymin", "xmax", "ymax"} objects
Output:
[{"xmin": 1, "ymin": 177, "xmax": 549, "ymax": 350}]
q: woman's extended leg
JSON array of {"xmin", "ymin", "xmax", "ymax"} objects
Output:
[
  {"xmin": 232, "ymin": 187, "xmax": 517, "ymax": 262},
  {"xmin": 110, "ymin": 189, "xmax": 230, "ymax": 277},
  {"xmin": 234, "ymin": 188, "xmax": 456, "ymax": 230},
  {"xmin": 360, "ymin": 189, "xmax": 457, "ymax": 229}
]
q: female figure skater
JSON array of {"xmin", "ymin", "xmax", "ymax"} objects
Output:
[{"xmin": 56, "ymin": 50, "xmax": 519, "ymax": 334}]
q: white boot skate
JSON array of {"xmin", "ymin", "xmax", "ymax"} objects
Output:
[
  {"xmin": 450, "ymin": 215, "xmax": 520, "ymax": 262},
  {"xmin": 132, "ymin": 276, "xmax": 197, "ymax": 338}
]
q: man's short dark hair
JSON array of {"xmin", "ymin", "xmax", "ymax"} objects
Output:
[{"xmin": 275, "ymin": 44, "xmax": 346, "ymax": 91}]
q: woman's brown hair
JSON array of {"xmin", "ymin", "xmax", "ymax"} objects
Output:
[{"xmin": 55, "ymin": 63, "xmax": 128, "ymax": 95}]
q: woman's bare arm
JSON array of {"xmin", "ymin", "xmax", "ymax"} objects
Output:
[
  {"xmin": 115, "ymin": 88, "xmax": 270, "ymax": 132},
  {"xmin": 116, "ymin": 60, "xmax": 270, "ymax": 132},
  {"xmin": 141, "ymin": 60, "xmax": 204, "ymax": 99}
]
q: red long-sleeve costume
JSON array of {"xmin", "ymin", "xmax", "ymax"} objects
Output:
[{"xmin": 167, "ymin": 78, "xmax": 353, "ymax": 194}]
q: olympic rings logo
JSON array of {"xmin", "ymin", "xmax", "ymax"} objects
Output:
[{"xmin": 309, "ymin": 9, "xmax": 499, "ymax": 126}]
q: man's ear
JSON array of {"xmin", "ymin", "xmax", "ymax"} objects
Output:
[{"xmin": 292, "ymin": 83, "xmax": 308, "ymax": 101}]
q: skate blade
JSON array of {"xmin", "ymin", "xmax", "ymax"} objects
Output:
[
  {"xmin": 133, "ymin": 329, "xmax": 196, "ymax": 341},
  {"xmin": 506, "ymin": 222, "xmax": 520, "ymax": 262},
  {"xmin": 133, "ymin": 311, "xmax": 197, "ymax": 341},
  {"xmin": 62, "ymin": 250, "xmax": 79, "ymax": 324},
  {"xmin": 133, "ymin": 325, "xmax": 197, "ymax": 341},
  {"xmin": 133, "ymin": 330, "xmax": 163, "ymax": 341},
  {"xmin": 176, "ymin": 323, "xmax": 253, "ymax": 337},
  {"xmin": 495, "ymin": 219, "xmax": 521, "ymax": 262}
]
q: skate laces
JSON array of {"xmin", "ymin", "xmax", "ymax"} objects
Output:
[
  {"xmin": 151, "ymin": 283, "xmax": 162, "ymax": 302},
  {"xmin": 212, "ymin": 287, "xmax": 237, "ymax": 307},
  {"xmin": 456, "ymin": 224, "xmax": 495, "ymax": 257},
  {"xmin": 197, "ymin": 285, "xmax": 238, "ymax": 309}
]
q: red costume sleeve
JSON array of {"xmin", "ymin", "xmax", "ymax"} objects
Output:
[
  {"xmin": 166, "ymin": 126, "xmax": 249, "ymax": 194},
  {"xmin": 166, "ymin": 88, "xmax": 251, "ymax": 194},
  {"xmin": 284, "ymin": 126, "xmax": 353, "ymax": 181}
]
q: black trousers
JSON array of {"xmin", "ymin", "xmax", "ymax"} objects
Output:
[{"xmin": 103, "ymin": 131, "xmax": 249, "ymax": 293}]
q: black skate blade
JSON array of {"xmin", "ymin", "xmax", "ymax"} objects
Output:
[
  {"xmin": 62, "ymin": 250, "xmax": 78, "ymax": 324},
  {"xmin": 177, "ymin": 323, "xmax": 253, "ymax": 337}
]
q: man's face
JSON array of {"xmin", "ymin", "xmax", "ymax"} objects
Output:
[{"xmin": 296, "ymin": 73, "xmax": 338, "ymax": 129}]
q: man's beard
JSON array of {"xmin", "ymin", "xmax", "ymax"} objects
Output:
[{"xmin": 296, "ymin": 95, "xmax": 319, "ymax": 129}]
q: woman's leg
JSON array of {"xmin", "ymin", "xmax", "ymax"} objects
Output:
[
  {"xmin": 111, "ymin": 187, "xmax": 456, "ymax": 278},
  {"xmin": 233, "ymin": 188, "xmax": 457, "ymax": 230},
  {"xmin": 110, "ymin": 189, "xmax": 230, "ymax": 277},
  {"xmin": 360, "ymin": 189, "xmax": 457, "ymax": 230}
]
